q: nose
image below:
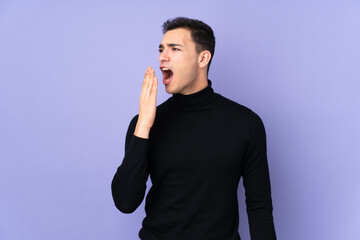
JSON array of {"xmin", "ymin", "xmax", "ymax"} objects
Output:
[{"xmin": 159, "ymin": 49, "xmax": 169, "ymax": 63}]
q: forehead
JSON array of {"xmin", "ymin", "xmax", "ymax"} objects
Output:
[{"xmin": 161, "ymin": 28, "xmax": 193, "ymax": 46}]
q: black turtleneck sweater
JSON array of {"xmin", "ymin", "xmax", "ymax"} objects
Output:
[{"xmin": 111, "ymin": 80, "xmax": 276, "ymax": 240}]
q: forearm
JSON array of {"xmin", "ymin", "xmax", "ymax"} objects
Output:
[
  {"xmin": 111, "ymin": 115, "xmax": 150, "ymax": 213},
  {"xmin": 246, "ymin": 175, "xmax": 276, "ymax": 240},
  {"xmin": 111, "ymin": 134, "xmax": 149, "ymax": 213},
  {"xmin": 244, "ymin": 166, "xmax": 276, "ymax": 240}
]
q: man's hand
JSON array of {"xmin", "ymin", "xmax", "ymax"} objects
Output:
[{"xmin": 134, "ymin": 66, "xmax": 158, "ymax": 139}]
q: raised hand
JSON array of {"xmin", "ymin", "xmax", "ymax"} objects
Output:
[{"xmin": 134, "ymin": 66, "xmax": 158, "ymax": 139}]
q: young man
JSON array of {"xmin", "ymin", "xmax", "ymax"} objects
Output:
[{"xmin": 112, "ymin": 17, "xmax": 276, "ymax": 240}]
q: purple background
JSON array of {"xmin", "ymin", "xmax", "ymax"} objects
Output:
[{"xmin": 1, "ymin": 1, "xmax": 359, "ymax": 239}]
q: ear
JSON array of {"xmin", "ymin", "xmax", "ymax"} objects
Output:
[{"xmin": 198, "ymin": 50, "xmax": 212, "ymax": 69}]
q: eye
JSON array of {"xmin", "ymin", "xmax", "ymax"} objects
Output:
[
  {"xmin": 172, "ymin": 48, "xmax": 180, "ymax": 51},
  {"xmin": 158, "ymin": 49, "xmax": 163, "ymax": 53}
]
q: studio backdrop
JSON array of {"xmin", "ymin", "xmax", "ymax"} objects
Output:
[{"xmin": 1, "ymin": 1, "xmax": 359, "ymax": 239}]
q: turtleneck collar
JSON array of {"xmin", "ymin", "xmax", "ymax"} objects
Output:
[{"xmin": 170, "ymin": 80, "xmax": 217, "ymax": 112}]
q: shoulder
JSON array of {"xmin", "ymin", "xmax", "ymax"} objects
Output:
[
  {"xmin": 215, "ymin": 93, "xmax": 263, "ymax": 123},
  {"xmin": 154, "ymin": 97, "xmax": 174, "ymax": 122},
  {"xmin": 156, "ymin": 97, "xmax": 172, "ymax": 114},
  {"xmin": 216, "ymin": 94, "xmax": 267, "ymax": 142}
]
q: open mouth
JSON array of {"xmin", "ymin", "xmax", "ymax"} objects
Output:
[{"xmin": 161, "ymin": 67, "xmax": 173, "ymax": 83}]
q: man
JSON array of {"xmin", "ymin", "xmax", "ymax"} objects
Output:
[{"xmin": 112, "ymin": 17, "xmax": 276, "ymax": 240}]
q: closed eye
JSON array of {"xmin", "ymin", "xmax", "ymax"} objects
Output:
[{"xmin": 172, "ymin": 48, "xmax": 180, "ymax": 51}]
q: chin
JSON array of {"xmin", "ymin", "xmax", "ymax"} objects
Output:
[
  {"xmin": 164, "ymin": 82, "xmax": 180, "ymax": 94},
  {"xmin": 165, "ymin": 86, "xmax": 176, "ymax": 94}
]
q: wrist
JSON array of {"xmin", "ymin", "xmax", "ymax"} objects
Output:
[{"xmin": 134, "ymin": 122, "xmax": 151, "ymax": 139}]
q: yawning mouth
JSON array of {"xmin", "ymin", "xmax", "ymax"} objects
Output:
[{"xmin": 160, "ymin": 67, "xmax": 173, "ymax": 83}]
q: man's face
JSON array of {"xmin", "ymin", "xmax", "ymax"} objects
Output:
[{"xmin": 159, "ymin": 28, "xmax": 200, "ymax": 95}]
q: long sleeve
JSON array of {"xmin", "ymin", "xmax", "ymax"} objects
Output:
[
  {"xmin": 111, "ymin": 115, "xmax": 150, "ymax": 213},
  {"xmin": 241, "ymin": 113, "xmax": 276, "ymax": 240}
]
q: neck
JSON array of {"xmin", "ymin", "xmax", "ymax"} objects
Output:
[
  {"xmin": 179, "ymin": 71, "xmax": 208, "ymax": 95},
  {"xmin": 171, "ymin": 79, "xmax": 216, "ymax": 112}
]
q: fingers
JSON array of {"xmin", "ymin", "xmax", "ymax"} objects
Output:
[
  {"xmin": 147, "ymin": 67, "xmax": 154, "ymax": 97},
  {"xmin": 141, "ymin": 66, "xmax": 156, "ymax": 99},
  {"xmin": 151, "ymin": 76, "xmax": 158, "ymax": 97},
  {"xmin": 141, "ymin": 67, "xmax": 151, "ymax": 99},
  {"xmin": 136, "ymin": 66, "xmax": 157, "ymax": 135}
]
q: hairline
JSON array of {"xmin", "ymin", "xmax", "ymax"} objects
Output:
[{"xmin": 163, "ymin": 27, "xmax": 208, "ymax": 54}]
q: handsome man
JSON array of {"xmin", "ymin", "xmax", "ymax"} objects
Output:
[{"xmin": 112, "ymin": 17, "xmax": 276, "ymax": 240}]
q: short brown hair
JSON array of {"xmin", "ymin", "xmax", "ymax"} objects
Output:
[{"xmin": 162, "ymin": 17, "xmax": 216, "ymax": 72}]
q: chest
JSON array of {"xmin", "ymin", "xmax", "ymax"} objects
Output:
[{"xmin": 148, "ymin": 110, "xmax": 249, "ymax": 180}]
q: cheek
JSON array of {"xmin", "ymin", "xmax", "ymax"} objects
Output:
[
  {"xmin": 172, "ymin": 56, "xmax": 187, "ymax": 75},
  {"xmin": 179, "ymin": 54, "xmax": 196, "ymax": 70},
  {"xmin": 172, "ymin": 53, "xmax": 197, "ymax": 79}
]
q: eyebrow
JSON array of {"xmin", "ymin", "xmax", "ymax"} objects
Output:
[{"xmin": 158, "ymin": 43, "xmax": 184, "ymax": 48}]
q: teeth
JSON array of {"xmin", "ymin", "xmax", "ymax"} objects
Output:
[{"xmin": 162, "ymin": 68, "xmax": 169, "ymax": 71}]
